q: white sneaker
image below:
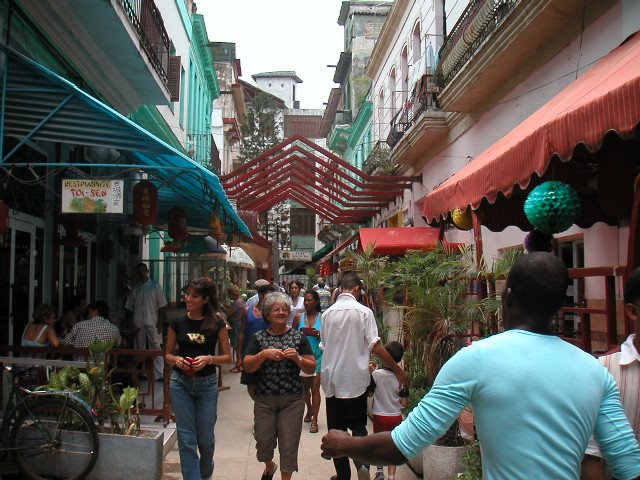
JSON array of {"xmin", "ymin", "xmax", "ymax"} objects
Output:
[
  {"xmin": 357, "ymin": 466, "xmax": 371, "ymax": 480},
  {"xmin": 373, "ymin": 472, "xmax": 385, "ymax": 480}
]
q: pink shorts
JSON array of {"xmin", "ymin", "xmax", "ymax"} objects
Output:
[{"xmin": 373, "ymin": 414, "xmax": 403, "ymax": 433}]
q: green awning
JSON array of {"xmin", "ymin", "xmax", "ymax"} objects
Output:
[{"xmin": 311, "ymin": 242, "xmax": 335, "ymax": 262}]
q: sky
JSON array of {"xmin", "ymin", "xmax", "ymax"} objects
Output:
[{"xmin": 198, "ymin": 1, "xmax": 345, "ymax": 110}]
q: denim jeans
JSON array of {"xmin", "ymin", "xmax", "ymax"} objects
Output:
[{"xmin": 170, "ymin": 370, "xmax": 219, "ymax": 480}]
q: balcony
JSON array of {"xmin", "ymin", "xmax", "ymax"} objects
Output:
[
  {"xmin": 186, "ymin": 132, "xmax": 214, "ymax": 171},
  {"xmin": 386, "ymin": 77, "xmax": 448, "ymax": 166},
  {"xmin": 327, "ymin": 110, "xmax": 353, "ymax": 154},
  {"xmin": 18, "ymin": 0, "xmax": 173, "ymax": 113},
  {"xmin": 435, "ymin": 0, "xmax": 616, "ymax": 113}
]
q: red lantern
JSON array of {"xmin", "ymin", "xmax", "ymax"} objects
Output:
[
  {"xmin": 0, "ymin": 201, "xmax": 9, "ymax": 235},
  {"xmin": 132, "ymin": 180, "xmax": 158, "ymax": 225},
  {"xmin": 167, "ymin": 207, "xmax": 188, "ymax": 242}
]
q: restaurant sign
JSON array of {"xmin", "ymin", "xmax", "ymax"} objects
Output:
[
  {"xmin": 61, "ymin": 179, "xmax": 124, "ymax": 214},
  {"xmin": 279, "ymin": 251, "xmax": 312, "ymax": 261}
]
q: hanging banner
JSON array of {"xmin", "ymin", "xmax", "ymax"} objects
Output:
[{"xmin": 61, "ymin": 179, "xmax": 124, "ymax": 214}]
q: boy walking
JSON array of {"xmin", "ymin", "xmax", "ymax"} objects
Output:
[{"xmin": 369, "ymin": 341, "xmax": 409, "ymax": 480}]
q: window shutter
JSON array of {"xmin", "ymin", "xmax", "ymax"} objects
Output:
[{"xmin": 168, "ymin": 56, "xmax": 181, "ymax": 102}]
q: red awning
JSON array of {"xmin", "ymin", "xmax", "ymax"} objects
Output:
[
  {"xmin": 317, "ymin": 227, "xmax": 447, "ymax": 265},
  {"xmin": 358, "ymin": 227, "xmax": 442, "ymax": 256},
  {"xmin": 423, "ymin": 32, "xmax": 640, "ymax": 223}
]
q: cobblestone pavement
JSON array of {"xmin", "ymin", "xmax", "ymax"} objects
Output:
[{"xmin": 161, "ymin": 369, "xmax": 419, "ymax": 480}]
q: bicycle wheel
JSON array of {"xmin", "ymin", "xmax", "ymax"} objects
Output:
[{"xmin": 9, "ymin": 396, "xmax": 99, "ymax": 480}]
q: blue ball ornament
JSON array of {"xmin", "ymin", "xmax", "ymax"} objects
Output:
[{"xmin": 524, "ymin": 181, "xmax": 581, "ymax": 234}]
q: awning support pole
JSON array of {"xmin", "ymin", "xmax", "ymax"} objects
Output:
[{"xmin": 625, "ymin": 175, "xmax": 640, "ymax": 335}]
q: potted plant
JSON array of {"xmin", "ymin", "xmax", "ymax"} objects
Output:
[
  {"xmin": 41, "ymin": 339, "xmax": 164, "ymax": 480},
  {"xmin": 387, "ymin": 246, "xmax": 521, "ymax": 479}
]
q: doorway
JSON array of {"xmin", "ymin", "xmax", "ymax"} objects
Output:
[{"xmin": 0, "ymin": 215, "xmax": 44, "ymax": 346}]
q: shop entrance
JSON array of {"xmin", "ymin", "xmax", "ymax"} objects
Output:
[{"xmin": 0, "ymin": 214, "xmax": 44, "ymax": 346}]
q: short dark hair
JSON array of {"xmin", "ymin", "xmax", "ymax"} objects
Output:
[
  {"xmin": 624, "ymin": 267, "xmax": 640, "ymax": 305},
  {"xmin": 304, "ymin": 290, "xmax": 322, "ymax": 312},
  {"xmin": 506, "ymin": 252, "xmax": 568, "ymax": 318},
  {"xmin": 385, "ymin": 340, "xmax": 404, "ymax": 363},
  {"xmin": 340, "ymin": 272, "xmax": 362, "ymax": 290},
  {"xmin": 289, "ymin": 280, "xmax": 304, "ymax": 289},
  {"xmin": 88, "ymin": 301, "xmax": 110, "ymax": 319},
  {"xmin": 32, "ymin": 304, "xmax": 55, "ymax": 324}
]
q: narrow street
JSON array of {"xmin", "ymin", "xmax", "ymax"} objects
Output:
[{"xmin": 161, "ymin": 369, "xmax": 419, "ymax": 480}]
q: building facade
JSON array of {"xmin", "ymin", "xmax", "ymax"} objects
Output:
[
  {"xmin": 365, "ymin": 0, "xmax": 640, "ymax": 349},
  {"xmin": 0, "ymin": 0, "xmax": 246, "ymax": 346}
]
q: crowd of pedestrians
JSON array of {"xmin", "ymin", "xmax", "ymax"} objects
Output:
[{"xmin": 19, "ymin": 259, "xmax": 640, "ymax": 480}]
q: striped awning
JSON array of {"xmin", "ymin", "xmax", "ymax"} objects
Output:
[
  {"xmin": 423, "ymin": 31, "xmax": 640, "ymax": 224},
  {"xmin": 0, "ymin": 44, "xmax": 249, "ymax": 236}
]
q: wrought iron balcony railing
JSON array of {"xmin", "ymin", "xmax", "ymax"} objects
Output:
[
  {"xmin": 186, "ymin": 132, "xmax": 215, "ymax": 171},
  {"xmin": 118, "ymin": 0, "xmax": 170, "ymax": 88},
  {"xmin": 436, "ymin": 0, "xmax": 517, "ymax": 87},
  {"xmin": 386, "ymin": 77, "xmax": 440, "ymax": 149}
]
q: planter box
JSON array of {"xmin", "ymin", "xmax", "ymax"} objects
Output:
[
  {"xmin": 87, "ymin": 429, "xmax": 164, "ymax": 480},
  {"xmin": 422, "ymin": 444, "xmax": 467, "ymax": 480},
  {"xmin": 17, "ymin": 428, "xmax": 163, "ymax": 480}
]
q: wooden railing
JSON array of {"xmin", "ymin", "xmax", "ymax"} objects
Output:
[
  {"xmin": 0, "ymin": 345, "xmax": 171, "ymax": 424},
  {"xmin": 557, "ymin": 266, "xmax": 627, "ymax": 354}
]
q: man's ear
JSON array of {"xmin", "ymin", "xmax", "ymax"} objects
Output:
[
  {"xmin": 504, "ymin": 288, "xmax": 515, "ymax": 307},
  {"xmin": 625, "ymin": 302, "xmax": 638, "ymax": 322}
]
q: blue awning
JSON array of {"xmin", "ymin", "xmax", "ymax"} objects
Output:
[{"xmin": 0, "ymin": 44, "xmax": 250, "ymax": 236}]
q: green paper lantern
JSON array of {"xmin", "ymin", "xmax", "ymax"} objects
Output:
[{"xmin": 524, "ymin": 181, "xmax": 581, "ymax": 234}]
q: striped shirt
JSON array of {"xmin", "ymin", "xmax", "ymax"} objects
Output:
[{"xmin": 586, "ymin": 334, "xmax": 640, "ymax": 457}]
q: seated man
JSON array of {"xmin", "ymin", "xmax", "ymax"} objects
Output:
[{"xmin": 63, "ymin": 301, "xmax": 121, "ymax": 362}]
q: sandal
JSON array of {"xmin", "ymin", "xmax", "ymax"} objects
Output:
[
  {"xmin": 303, "ymin": 412, "xmax": 313, "ymax": 423},
  {"xmin": 228, "ymin": 366, "xmax": 242, "ymax": 373},
  {"xmin": 310, "ymin": 421, "xmax": 319, "ymax": 433},
  {"xmin": 260, "ymin": 463, "xmax": 277, "ymax": 480}
]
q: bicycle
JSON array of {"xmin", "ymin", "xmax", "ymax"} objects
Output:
[{"xmin": 0, "ymin": 364, "xmax": 99, "ymax": 480}]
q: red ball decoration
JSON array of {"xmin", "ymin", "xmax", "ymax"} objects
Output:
[{"xmin": 132, "ymin": 180, "xmax": 158, "ymax": 225}]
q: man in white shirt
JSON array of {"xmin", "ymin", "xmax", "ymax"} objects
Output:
[
  {"xmin": 246, "ymin": 279, "xmax": 270, "ymax": 310},
  {"xmin": 320, "ymin": 272, "xmax": 407, "ymax": 480},
  {"xmin": 582, "ymin": 266, "xmax": 640, "ymax": 480},
  {"xmin": 125, "ymin": 263, "xmax": 167, "ymax": 380}
]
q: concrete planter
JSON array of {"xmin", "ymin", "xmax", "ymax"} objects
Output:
[
  {"xmin": 422, "ymin": 444, "xmax": 467, "ymax": 480},
  {"xmin": 87, "ymin": 429, "xmax": 164, "ymax": 480}
]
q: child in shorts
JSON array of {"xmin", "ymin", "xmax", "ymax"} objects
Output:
[{"xmin": 368, "ymin": 341, "xmax": 409, "ymax": 480}]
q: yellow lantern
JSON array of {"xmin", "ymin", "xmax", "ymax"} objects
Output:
[{"xmin": 452, "ymin": 207, "xmax": 473, "ymax": 231}]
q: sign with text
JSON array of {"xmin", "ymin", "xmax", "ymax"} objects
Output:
[
  {"xmin": 61, "ymin": 179, "xmax": 124, "ymax": 214},
  {"xmin": 279, "ymin": 251, "xmax": 312, "ymax": 262}
]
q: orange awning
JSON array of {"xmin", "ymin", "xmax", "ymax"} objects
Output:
[
  {"xmin": 358, "ymin": 227, "xmax": 443, "ymax": 256},
  {"xmin": 423, "ymin": 32, "xmax": 640, "ymax": 223}
]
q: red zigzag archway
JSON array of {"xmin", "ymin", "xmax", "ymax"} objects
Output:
[{"xmin": 221, "ymin": 135, "xmax": 419, "ymax": 224}]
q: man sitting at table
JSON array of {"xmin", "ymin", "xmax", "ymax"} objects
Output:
[{"xmin": 63, "ymin": 301, "xmax": 121, "ymax": 361}]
